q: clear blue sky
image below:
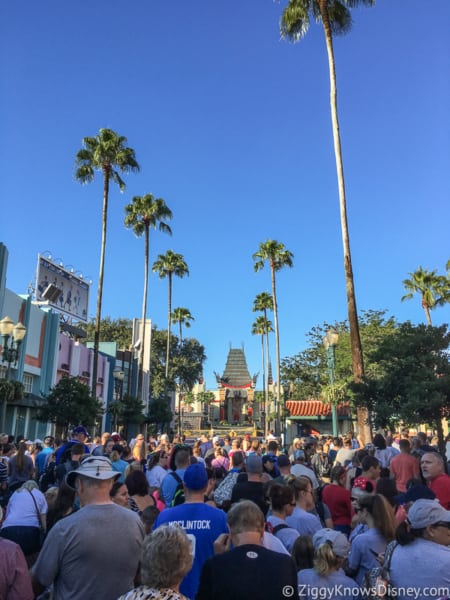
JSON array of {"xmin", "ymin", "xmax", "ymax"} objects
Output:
[{"xmin": 1, "ymin": 1, "xmax": 449, "ymax": 390}]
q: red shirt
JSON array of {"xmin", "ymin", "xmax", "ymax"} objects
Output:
[
  {"xmin": 429, "ymin": 473, "xmax": 450, "ymax": 510},
  {"xmin": 389, "ymin": 453, "xmax": 420, "ymax": 493},
  {"xmin": 322, "ymin": 484, "xmax": 352, "ymax": 526}
]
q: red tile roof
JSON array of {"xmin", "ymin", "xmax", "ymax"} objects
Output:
[{"xmin": 286, "ymin": 400, "xmax": 351, "ymax": 417}]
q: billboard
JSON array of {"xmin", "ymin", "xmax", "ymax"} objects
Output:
[{"xmin": 36, "ymin": 255, "xmax": 91, "ymax": 323}]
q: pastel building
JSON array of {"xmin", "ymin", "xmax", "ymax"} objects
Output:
[{"xmin": 0, "ymin": 243, "xmax": 112, "ymax": 440}]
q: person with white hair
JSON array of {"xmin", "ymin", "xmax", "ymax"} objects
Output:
[{"xmin": 118, "ymin": 525, "xmax": 193, "ymax": 600}]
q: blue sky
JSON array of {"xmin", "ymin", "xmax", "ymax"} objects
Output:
[{"xmin": 1, "ymin": 1, "xmax": 449, "ymax": 390}]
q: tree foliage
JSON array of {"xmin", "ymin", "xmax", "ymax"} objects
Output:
[
  {"xmin": 149, "ymin": 328, "xmax": 206, "ymax": 399},
  {"xmin": 37, "ymin": 376, "xmax": 104, "ymax": 433},
  {"xmin": 281, "ymin": 310, "xmax": 398, "ymax": 399},
  {"xmin": 107, "ymin": 394, "xmax": 146, "ymax": 434},
  {"xmin": 77, "ymin": 316, "xmax": 133, "ymax": 350}
]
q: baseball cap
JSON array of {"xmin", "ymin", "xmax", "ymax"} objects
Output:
[
  {"xmin": 313, "ymin": 528, "xmax": 350, "ymax": 558},
  {"xmin": 277, "ymin": 454, "xmax": 291, "ymax": 468},
  {"xmin": 66, "ymin": 455, "xmax": 120, "ymax": 488},
  {"xmin": 72, "ymin": 425, "xmax": 89, "ymax": 436},
  {"xmin": 183, "ymin": 463, "xmax": 208, "ymax": 491},
  {"xmin": 294, "ymin": 449, "xmax": 306, "ymax": 461},
  {"xmin": 407, "ymin": 499, "xmax": 450, "ymax": 529},
  {"xmin": 395, "ymin": 484, "xmax": 436, "ymax": 506},
  {"xmin": 246, "ymin": 454, "xmax": 263, "ymax": 474}
]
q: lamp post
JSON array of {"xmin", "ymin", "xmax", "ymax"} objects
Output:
[
  {"xmin": 323, "ymin": 327, "xmax": 339, "ymax": 437},
  {"xmin": 112, "ymin": 367, "xmax": 125, "ymax": 433},
  {"xmin": 0, "ymin": 316, "xmax": 27, "ymax": 432}
]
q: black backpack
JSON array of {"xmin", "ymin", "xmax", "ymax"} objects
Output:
[{"xmin": 170, "ymin": 472, "xmax": 185, "ymax": 506}]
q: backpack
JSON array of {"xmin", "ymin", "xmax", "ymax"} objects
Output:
[
  {"xmin": 170, "ymin": 472, "xmax": 185, "ymax": 506},
  {"xmin": 364, "ymin": 540, "xmax": 397, "ymax": 600},
  {"xmin": 313, "ymin": 452, "xmax": 331, "ymax": 479},
  {"xmin": 271, "ymin": 523, "xmax": 289, "ymax": 536}
]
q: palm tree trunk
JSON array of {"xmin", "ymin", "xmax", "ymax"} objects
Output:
[
  {"xmin": 138, "ymin": 225, "xmax": 149, "ymax": 402},
  {"xmin": 271, "ymin": 262, "xmax": 281, "ymax": 437},
  {"xmin": 179, "ymin": 320, "xmax": 183, "ymax": 345},
  {"xmin": 92, "ymin": 168, "xmax": 110, "ymax": 397},
  {"xmin": 260, "ymin": 332, "xmax": 266, "ymax": 434},
  {"xmin": 422, "ymin": 298, "xmax": 432, "ymax": 326},
  {"xmin": 263, "ymin": 307, "xmax": 271, "ymax": 430},
  {"xmin": 320, "ymin": 2, "xmax": 369, "ymax": 443},
  {"xmin": 165, "ymin": 273, "xmax": 172, "ymax": 381}
]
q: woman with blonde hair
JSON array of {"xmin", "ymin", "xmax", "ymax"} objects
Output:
[
  {"xmin": 298, "ymin": 529, "xmax": 360, "ymax": 598},
  {"xmin": 132, "ymin": 434, "xmax": 148, "ymax": 465},
  {"xmin": 347, "ymin": 492, "xmax": 397, "ymax": 585}
]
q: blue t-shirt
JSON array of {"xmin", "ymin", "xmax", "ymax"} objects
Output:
[
  {"xmin": 35, "ymin": 447, "xmax": 53, "ymax": 475},
  {"xmin": 298, "ymin": 568, "xmax": 361, "ymax": 600},
  {"xmin": 389, "ymin": 538, "xmax": 450, "ymax": 600},
  {"xmin": 286, "ymin": 506, "xmax": 322, "ymax": 536},
  {"xmin": 348, "ymin": 527, "xmax": 387, "ymax": 586},
  {"xmin": 154, "ymin": 502, "xmax": 228, "ymax": 600},
  {"xmin": 160, "ymin": 469, "xmax": 187, "ymax": 506}
]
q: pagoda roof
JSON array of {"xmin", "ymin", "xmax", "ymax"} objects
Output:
[{"xmin": 219, "ymin": 348, "xmax": 253, "ymax": 388}]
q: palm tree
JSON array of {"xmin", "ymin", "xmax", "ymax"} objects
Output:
[
  {"xmin": 75, "ymin": 128, "xmax": 139, "ymax": 396},
  {"xmin": 280, "ymin": 0, "xmax": 374, "ymax": 442},
  {"xmin": 252, "ymin": 292, "xmax": 274, "ymax": 430},
  {"xmin": 171, "ymin": 307, "xmax": 194, "ymax": 345},
  {"xmin": 253, "ymin": 240, "xmax": 293, "ymax": 436},
  {"xmin": 152, "ymin": 251, "xmax": 189, "ymax": 387},
  {"xmin": 251, "ymin": 315, "xmax": 273, "ymax": 434},
  {"xmin": 124, "ymin": 194, "xmax": 173, "ymax": 400},
  {"xmin": 401, "ymin": 266, "xmax": 447, "ymax": 326}
]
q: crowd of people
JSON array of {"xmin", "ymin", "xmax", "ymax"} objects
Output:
[{"xmin": 0, "ymin": 427, "xmax": 449, "ymax": 600}]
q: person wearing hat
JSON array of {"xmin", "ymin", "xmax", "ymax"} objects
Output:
[
  {"xmin": 55, "ymin": 426, "xmax": 90, "ymax": 465},
  {"xmin": 273, "ymin": 453, "xmax": 292, "ymax": 483},
  {"xmin": 298, "ymin": 528, "xmax": 360, "ymax": 597},
  {"xmin": 230, "ymin": 455, "xmax": 269, "ymax": 516},
  {"xmin": 154, "ymin": 462, "xmax": 228, "ymax": 600},
  {"xmin": 196, "ymin": 500, "xmax": 297, "ymax": 600},
  {"xmin": 31, "ymin": 456, "xmax": 145, "ymax": 600},
  {"xmin": 389, "ymin": 499, "xmax": 450, "ymax": 596},
  {"xmin": 291, "ymin": 450, "xmax": 320, "ymax": 489}
]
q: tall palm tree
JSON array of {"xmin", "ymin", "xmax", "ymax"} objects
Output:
[
  {"xmin": 124, "ymin": 194, "xmax": 173, "ymax": 400},
  {"xmin": 152, "ymin": 251, "xmax": 189, "ymax": 386},
  {"xmin": 280, "ymin": 0, "xmax": 374, "ymax": 442},
  {"xmin": 171, "ymin": 307, "xmax": 194, "ymax": 345},
  {"xmin": 75, "ymin": 128, "xmax": 139, "ymax": 396},
  {"xmin": 252, "ymin": 292, "xmax": 274, "ymax": 427},
  {"xmin": 401, "ymin": 266, "xmax": 446, "ymax": 326},
  {"xmin": 253, "ymin": 240, "xmax": 293, "ymax": 436},
  {"xmin": 251, "ymin": 315, "xmax": 273, "ymax": 434}
]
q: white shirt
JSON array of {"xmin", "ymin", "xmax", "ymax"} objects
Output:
[
  {"xmin": 146, "ymin": 464, "xmax": 168, "ymax": 488},
  {"xmin": 291, "ymin": 464, "xmax": 320, "ymax": 489},
  {"xmin": 2, "ymin": 488, "xmax": 47, "ymax": 528}
]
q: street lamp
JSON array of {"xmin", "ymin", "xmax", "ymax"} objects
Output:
[
  {"xmin": 0, "ymin": 316, "xmax": 27, "ymax": 432},
  {"xmin": 112, "ymin": 367, "xmax": 125, "ymax": 433},
  {"xmin": 323, "ymin": 327, "xmax": 339, "ymax": 437}
]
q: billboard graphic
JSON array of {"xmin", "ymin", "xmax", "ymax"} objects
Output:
[{"xmin": 36, "ymin": 255, "xmax": 91, "ymax": 322}]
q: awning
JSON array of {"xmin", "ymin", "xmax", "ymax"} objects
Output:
[{"xmin": 286, "ymin": 399, "xmax": 351, "ymax": 418}]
